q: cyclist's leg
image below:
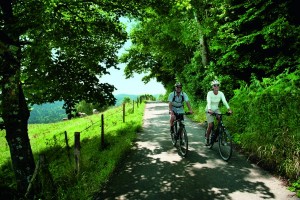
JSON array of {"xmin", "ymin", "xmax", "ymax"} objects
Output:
[
  {"xmin": 170, "ymin": 112, "xmax": 176, "ymax": 133},
  {"xmin": 205, "ymin": 112, "xmax": 214, "ymax": 145},
  {"xmin": 170, "ymin": 121, "xmax": 177, "ymax": 146}
]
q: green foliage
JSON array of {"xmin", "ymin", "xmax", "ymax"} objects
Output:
[
  {"xmin": 0, "ymin": 101, "xmax": 145, "ymax": 199},
  {"xmin": 211, "ymin": 0, "xmax": 300, "ymax": 83},
  {"xmin": 120, "ymin": 4, "xmax": 199, "ymax": 90},
  {"xmin": 75, "ymin": 100, "xmax": 108, "ymax": 116},
  {"xmin": 288, "ymin": 178, "xmax": 300, "ymax": 197},
  {"xmin": 226, "ymin": 68, "xmax": 300, "ymax": 182},
  {"xmin": 29, "ymin": 101, "xmax": 67, "ymax": 124},
  {"xmin": 122, "ymin": 97, "xmax": 132, "ymax": 104},
  {"xmin": 122, "ymin": 0, "xmax": 299, "ymax": 101}
]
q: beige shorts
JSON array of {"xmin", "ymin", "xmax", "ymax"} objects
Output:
[{"xmin": 205, "ymin": 109, "xmax": 220, "ymax": 124}]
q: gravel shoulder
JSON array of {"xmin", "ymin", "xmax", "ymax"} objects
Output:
[{"xmin": 94, "ymin": 102, "xmax": 298, "ymax": 200}]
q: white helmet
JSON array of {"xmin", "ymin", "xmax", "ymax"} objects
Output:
[
  {"xmin": 211, "ymin": 80, "xmax": 220, "ymax": 86},
  {"xmin": 174, "ymin": 82, "xmax": 182, "ymax": 87}
]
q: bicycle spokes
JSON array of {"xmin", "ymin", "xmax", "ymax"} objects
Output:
[
  {"xmin": 178, "ymin": 128, "xmax": 188, "ymax": 157},
  {"xmin": 218, "ymin": 130, "xmax": 232, "ymax": 161},
  {"xmin": 170, "ymin": 131, "xmax": 177, "ymax": 146},
  {"xmin": 207, "ymin": 131, "xmax": 215, "ymax": 149}
]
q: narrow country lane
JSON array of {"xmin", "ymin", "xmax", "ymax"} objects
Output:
[{"xmin": 94, "ymin": 102, "xmax": 298, "ymax": 200}]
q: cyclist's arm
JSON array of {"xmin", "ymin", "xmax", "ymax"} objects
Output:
[
  {"xmin": 168, "ymin": 101, "xmax": 173, "ymax": 114},
  {"xmin": 167, "ymin": 92, "xmax": 174, "ymax": 114},
  {"xmin": 185, "ymin": 101, "xmax": 193, "ymax": 114},
  {"xmin": 220, "ymin": 92, "xmax": 232, "ymax": 113},
  {"xmin": 183, "ymin": 93, "xmax": 193, "ymax": 114},
  {"xmin": 207, "ymin": 92, "xmax": 213, "ymax": 114}
]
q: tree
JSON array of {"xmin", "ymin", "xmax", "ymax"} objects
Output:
[
  {"xmin": 120, "ymin": 0, "xmax": 299, "ymax": 100},
  {"xmin": 120, "ymin": 2, "xmax": 200, "ymax": 92},
  {"xmin": 0, "ymin": 0, "xmax": 125, "ymax": 195},
  {"xmin": 210, "ymin": 0, "xmax": 300, "ymax": 82},
  {"xmin": 0, "ymin": 0, "xmax": 162, "ymax": 196}
]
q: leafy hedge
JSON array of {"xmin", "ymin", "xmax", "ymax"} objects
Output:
[{"xmin": 225, "ymin": 68, "xmax": 300, "ymax": 181}]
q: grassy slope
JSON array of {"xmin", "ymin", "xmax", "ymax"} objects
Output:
[{"xmin": 0, "ymin": 102, "xmax": 145, "ymax": 199}]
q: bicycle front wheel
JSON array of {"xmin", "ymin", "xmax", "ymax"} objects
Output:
[
  {"xmin": 170, "ymin": 124, "xmax": 177, "ymax": 146},
  {"xmin": 218, "ymin": 129, "xmax": 232, "ymax": 161},
  {"xmin": 179, "ymin": 128, "xmax": 188, "ymax": 157},
  {"xmin": 170, "ymin": 131, "xmax": 177, "ymax": 146}
]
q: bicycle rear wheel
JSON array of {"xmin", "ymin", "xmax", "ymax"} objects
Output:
[
  {"xmin": 179, "ymin": 128, "xmax": 188, "ymax": 157},
  {"xmin": 218, "ymin": 129, "xmax": 232, "ymax": 161}
]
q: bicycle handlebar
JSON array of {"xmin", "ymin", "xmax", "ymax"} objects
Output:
[
  {"xmin": 170, "ymin": 111, "xmax": 193, "ymax": 115},
  {"xmin": 207, "ymin": 112, "xmax": 232, "ymax": 116},
  {"xmin": 184, "ymin": 111, "xmax": 192, "ymax": 115}
]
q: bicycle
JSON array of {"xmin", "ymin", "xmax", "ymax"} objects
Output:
[
  {"xmin": 170, "ymin": 112, "xmax": 191, "ymax": 157},
  {"xmin": 205, "ymin": 112, "xmax": 233, "ymax": 161}
]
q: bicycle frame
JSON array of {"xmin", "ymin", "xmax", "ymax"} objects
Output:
[
  {"xmin": 170, "ymin": 112, "xmax": 191, "ymax": 157},
  {"xmin": 207, "ymin": 112, "xmax": 232, "ymax": 161},
  {"xmin": 212, "ymin": 114, "xmax": 225, "ymax": 138}
]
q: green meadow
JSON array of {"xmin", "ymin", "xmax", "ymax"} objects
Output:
[{"xmin": 0, "ymin": 102, "xmax": 145, "ymax": 199}]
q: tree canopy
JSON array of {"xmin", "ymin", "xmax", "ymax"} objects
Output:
[
  {"xmin": 0, "ymin": 0, "xmax": 166, "ymax": 196},
  {"xmin": 121, "ymin": 0, "xmax": 299, "ymax": 100}
]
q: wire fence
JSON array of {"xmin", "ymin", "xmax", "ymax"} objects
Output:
[{"xmin": 25, "ymin": 99, "xmax": 146, "ymax": 196}]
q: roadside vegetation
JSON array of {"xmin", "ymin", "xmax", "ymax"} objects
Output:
[
  {"xmin": 226, "ymin": 70, "xmax": 300, "ymax": 197},
  {"xmin": 184, "ymin": 69, "xmax": 300, "ymax": 197},
  {"xmin": 0, "ymin": 101, "xmax": 145, "ymax": 200}
]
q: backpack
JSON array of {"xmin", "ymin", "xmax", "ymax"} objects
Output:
[{"xmin": 172, "ymin": 91, "xmax": 185, "ymax": 108}]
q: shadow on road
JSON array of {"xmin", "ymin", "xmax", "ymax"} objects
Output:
[{"xmin": 93, "ymin": 102, "xmax": 297, "ymax": 200}]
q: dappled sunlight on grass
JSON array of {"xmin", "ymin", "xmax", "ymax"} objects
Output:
[{"xmin": 0, "ymin": 101, "xmax": 146, "ymax": 199}]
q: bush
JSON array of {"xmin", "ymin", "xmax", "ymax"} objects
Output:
[{"xmin": 226, "ymin": 69, "xmax": 300, "ymax": 181}]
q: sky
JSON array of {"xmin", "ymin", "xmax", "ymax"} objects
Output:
[
  {"xmin": 100, "ymin": 64, "xmax": 166, "ymax": 95},
  {"xmin": 100, "ymin": 18, "xmax": 166, "ymax": 95}
]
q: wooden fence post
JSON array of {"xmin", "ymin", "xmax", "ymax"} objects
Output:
[
  {"xmin": 64, "ymin": 131, "xmax": 71, "ymax": 162},
  {"xmin": 132, "ymin": 100, "xmax": 134, "ymax": 113},
  {"xmin": 101, "ymin": 114, "xmax": 104, "ymax": 148},
  {"xmin": 74, "ymin": 132, "xmax": 80, "ymax": 174},
  {"xmin": 123, "ymin": 103, "xmax": 125, "ymax": 123}
]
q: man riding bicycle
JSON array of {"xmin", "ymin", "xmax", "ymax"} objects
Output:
[{"xmin": 168, "ymin": 82, "xmax": 193, "ymax": 136}]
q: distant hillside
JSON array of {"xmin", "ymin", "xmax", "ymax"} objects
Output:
[
  {"xmin": 114, "ymin": 94, "xmax": 140, "ymax": 106},
  {"xmin": 28, "ymin": 101, "xmax": 67, "ymax": 124},
  {"xmin": 114, "ymin": 94, "xmax": 161, "ymax": 106},
  {"xmin": 28, "ymin": 94, "xmax": 161, "ymax": 124}
]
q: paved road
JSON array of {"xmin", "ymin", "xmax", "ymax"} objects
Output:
[{"xmin": 94, "ymin": 102, "xmax": 298, "ymax": 200}]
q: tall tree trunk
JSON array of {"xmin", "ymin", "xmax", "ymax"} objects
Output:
[
  {"xmin": 2, "ymin": 52, "xmax": 36, "ymax": 195},
  {"xmin": 1, "ymin": 0, "xmax": 36, "ymax": 195},
  {"xmin": 192, "ymin": 3, "xmax": 209, "ymax": 67},
  {"xmin": 199, "ymin": 34, "xmax": 208, "ymax": 67}
]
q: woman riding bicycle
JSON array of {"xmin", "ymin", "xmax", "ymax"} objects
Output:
[
  {"xmin": 205, "ymin": 80, "xmax": 232, "ymax": 146},
  {"xmin": 168, "ymin": 82, "xmax": 193, "ymax": 135}
]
